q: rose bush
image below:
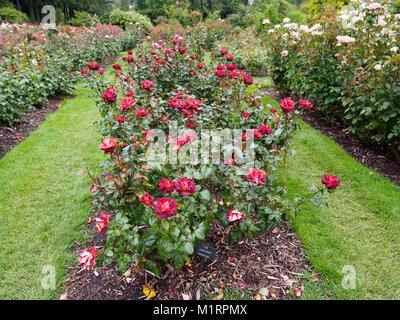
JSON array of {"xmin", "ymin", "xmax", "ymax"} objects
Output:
[{"xmin": 80, "ymin": 31, "xmax": 339, "ymax": 275}]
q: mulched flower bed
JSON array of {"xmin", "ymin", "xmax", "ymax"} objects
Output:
[
  {"xmin": 62, "ymin": 218, "xmax": 313, "ymax": 300},
  {"xmin": 263, "ymin": 88, "xmax": 400, "ymax": 188}
]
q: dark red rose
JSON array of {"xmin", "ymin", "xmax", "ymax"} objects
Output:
[
  {"xmin": 86, "ymin": 61, "xmax": 100, "ymax": 70},
  {"xmin": 220, "ymin": 49, "xmax": 228, "ymax": 55},
  {"xmin": 112, "ymin": 63, "xmax": 122, "ymax": 70},
  {"xmin": 102, "ymin": 88, "xmax": 117, "ymax": 104},
  {"xmin": 168, "ymin": 97, "xmax": 182, "ymax": 109},
  {"xmin": 99, "ymin": 70, "xmax": 105, "ymax": 75},
  {"xmin": 225, "ymin": 54, "xmax": 234, "ymax": 61},
  {"xmin": 142, "ymin": 80, "xmax": 154, "ymax": 91},
  {"xmin": 140, "ymin": 193, "xmax": 155, "ymax": 207},
  {"xmin": 226, "ymin": 64, "xmax": 237, "ymax": 71},
  {"xmin": 190, "ymin": 54, "xmax": 197, "ymax": 60},
  {"xmin": 243, "ymin": 112, "xmax": 249, "ymax": 118},
  {"xmin": 280, "ymin": 98, "xmax": 295, "ymax": 115},
  {"xmin": 175, "ymin": 177, "xmax": 196, "ymax": 196},
  {"xmin": 99, "ymin": 138, "xmax": 118, "ymax": 154},
  {"xmin": 321, "ymin": 174, "xmax": 340, "ymax": 190},
  {"xmin": 197, "ymin": 62, "xmax": 203, "ymax": 69},
  {"xmin": 214, "ymin": 69, "xmax": 227, "ymax": 78},
  {"xmin": 81, "ymin": 69, "xmax": 88, "ymax": 75},
  {"xmin": 180, "ymin": 98, "xmax": 202, "ymax": 118},
  {"xmin": 243, "ymin": 76, "xmax": 253, "ymax": 85},
  {"xmin": 298, "ymin": 99, "xmax": 313, "ymax": 110},
  {"xmin": 116, "ymin": 115, "xmax": 125, "ymax": 123},
  {"xmin": 178, "ymin": 46, "xmax": 186, "ymax": 54},
  {"xmin": 246, "ymin": 168, "xmax": 267, "ymax": 185},
  {"xmin": 135, "ymin": 108, "xmax": 149, "ymax": 119},
  {"xmin": 120, "ymin": 97, "xmax": 137, "ymax": 111},
  {"xmin": 258, "ymin": 125, "xmax": 272, "ymax": 135},
  {"xmin": 158, "ymin": 178, "xmax": 175, "ymax": 194},
  {"xmin": 185, "ymin": 119, "xmax": 198, "ymax": 129},
  {"xmin": 253, "ymin": 129, "xmax": 263, "ymax": 139},
  {"xmin": 154, "ymin": 198, "xmax": 178, "ymax": 218},
  {"xmin": 127, "ymin": 50, "xmax": 133, "ymax": 54}
]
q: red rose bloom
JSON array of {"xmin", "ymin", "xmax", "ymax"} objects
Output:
[
  {"xmin": 135, "ymin": 108, "xmax": 149, "ymax": 119},
  {"xmin": 120, "ymin": 97, "xmax": 137, "ymax": 111},
  {"xmin": 142, "ymin": 80, "xmax": 154, "ymax": 91},
  {"xmin": 99, "ymin": 138, "xmax": 118, "ymax": 154},
  {"xmin": 180, "ymin": 98, "xmax": 202, "ymax": 118},
  {"xmin": 226, "ymin": 64, "xmax": 237, "ymax": 71},
  {"xmin": 258, "ymin": 125, "xmax": 272, "ymax": 135},
  {"xmin": 225, "ymin": 54, "xmax": 234, "ymax": 61},
  {"xmin": 116, "ymin": 115, "xmax": 125, "ymax": 123},
  {"xmin": 243, "ymin": 112, "xmax": 249, "ymax": 118},
  {"xmin": 175, "ymin": 177, "xmax": 196, "ymax": 196},
  {"xmin": 253, "ymin": 129, "xmax": 263, "ymax": 139},
  {"xmin": 280, "ymin": 98, "xmax": 295, "ymax": 115},
  {"xmin": 185, "ymin": 119, "xmax": 198, "ymax": 129},
  {"xmin": 79, "ymin": 247, "xmax": 97, "ymax": 270},
  {"xmin": 140, "ymin": 193, "xmax": 155, "ymax": 207},
  {"xmin": 178, "ymin": 46, "xmax": 186, "ymax": 54},
  {"xmin": 112, "ymin": 63, "xmax": 122, "ymax": 70},
  {"xmin": 197, "ymin": 62, "xmax": 203, "ymax": 69},
  {"xmin": 81, "ymin": 69, "xmax": 88, "ymax": 75},
  {"xmin": 86, "ymin": 61, "xmax": 99, "ymax": 70},
  {"xmin": 158, "ymin": 178, "xmax": 175, "ymax": 194},
  {"xmin": 220, "ymin": 49, "xmax": 228, "ymax": 55},
  {"xmin": 321, "ymin": 174, "xmax": 340, "ymax": 190},
  {"xmin": 243, "ymin": 76, "xmax": 253, "ymax": 85},
  {"xmin": 102, "ymin": 88, "xmax": 117, "ymax": 104},
  {"xmin": 154, "ymin": 198, "xmax": 178, "ymax": 218},
  {"xmin": 190, "ymin": 54, "xmax": 197, "ymax": 60},
  {"xmin": 298, "ymin": 99, "xmax": 313, "ymax": 110},
  {"xmin": 214, "ymin": 69, "xmax": 227, "ymax": 78},
  {"xmin": 246, "ymin": 168, "xmax": 267, "ymax": 185},
  {"xmin": 99, "ymin": 70, "xmax": 104, "ymax": 75},
  {"xmin": 168, "ymin": 97, "xmax": 182, "ymax": 109}
]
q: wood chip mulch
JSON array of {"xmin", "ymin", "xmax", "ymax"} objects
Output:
[
  {"xmin": 263, "ymin": 87, "xmax": 400, "ymax": 188},
  {"xmin": 62, "ymin": 218, "xmax": 316, "ymax": 300}
]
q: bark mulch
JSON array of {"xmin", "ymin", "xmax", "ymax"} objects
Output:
[
  {"xmin": 62, "ymin": 218, "xmax": 315, "ymax": 300},
  {"xmin": 263, "ymin": 87, "xmax": 400, "ymax": 188}
]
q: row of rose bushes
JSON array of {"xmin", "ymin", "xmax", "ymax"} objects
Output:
[
  {"xmin": 264, "ymin": 1, "xmax": 400, "ymax": 160},
  {"xmin": 0, "ymin": 23, "xmax": 142, "ymax": 125},
  {"xmin": 78, "ymin": 32, "xmax": 340, "ymax": 276}
]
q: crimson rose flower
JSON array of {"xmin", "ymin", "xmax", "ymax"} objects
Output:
[
  {"xmin": 178, "ymin": 46, "xmax": 186, "ymax": 54},
  {"xmin": 214, "ymin": 69, "xmax": 227, "ymax": 78},
  {"xmin": 175, "ymin": 177, "xmax": 196, "ymax": 196},
  {"xmin": 116, "ymin": 115, "xmax": 125, "ymax": 123},
  {"xmin": 81, "ymin": 69, "xmax": 88, "ymax": 75},
  {"xmin": 246, "ymin": 168, "xmax": 267, "ymax": 185},
  {"xmin": 112, "ymin": 63, "xmax": 122, "ymax": 70},
  {"xmin": 142, "ymin": 80, "xmax": 154, "ymax": 91},
  {"xmin": 321, "ymin": 174, "xmax": 341, "ymax": 190},
  {"xmin": 159, "ymin": 178, "xmax": 175, "ymax": 194},
  {"xmin": 154, "ymin": 198, "xmax": 178, "ymax": 218},
  {"xmin": 197, "ymin": 62, "xmax": 203, "ymax": 69},
  {"xmin": 135, "ymin": 108, "xmax": 149, "ymax": 119},
  {"xmin": 225, "ymin": 54, "xmax": 234, "ymax": 61},
  {"xmin": 185, "ymin": 119, "xmax": 198, "ymax": 129},
  {"xmin": 227, "ymin": 209, "xmax": 245, "ymax": 222},
  {"xmin": 280, "ymin": 98, "xmax": 295, "ymax": 115},
  {"xmin": 220, "ymin": 49, "xmax": 228, "ymax": 55},
  {"xmin": 120, "ymin": 97, "xmax": 137, "ymax": 111},
  {"xmin": 243, "ymin": 76, "xmax": 253, "ymax": 85},
  {"xmin": 79, "ymin": 247, "xmax": 97, "ymax": 270},
  {"xmin": 180, "ymin": 98, "xmax": 202, "ymax": 118},
  {"xmin": 258, "ymin": 125, "xmax": 272, "ymax": 135},
  {"xmin": 140, "ymin": 193, "xmax": 155, "ymax": 207},
  {"xmin": 102, "ymin": 88, "xmax": 117, "ymax": 104},
  {"xmin": 298, "ymin": 99, "xmax": 313, "ymax": 110},
  {"xmin": 99, "ymin": 138, "xmax": 118, "ymax": 154},
  {"xmin": 86, "ymin": 61, "xmax": 99, "ymax": 70}
]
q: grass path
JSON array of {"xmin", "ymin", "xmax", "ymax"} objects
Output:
[
  {"xmin": 263, "ymin": 95, "xmax": 400, "ymax": 300},
  {"xmin": 0, "ymin": 67, "xmax": 113, "ymax": 299}
]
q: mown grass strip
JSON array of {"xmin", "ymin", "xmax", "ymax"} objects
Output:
[{"xmin": 0, "ymin": 54, "xmax": 128, "ymax": 299}]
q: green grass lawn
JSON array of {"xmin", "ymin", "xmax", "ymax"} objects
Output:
[{"xmin": 262, "ymin": 94, "xmax": 400, "ymax": 300}]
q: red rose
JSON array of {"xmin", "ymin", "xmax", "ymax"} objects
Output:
[
  {"xmin": 197, "ymin": 62, "xmax": 203, "ymax": 69},
  {"xmin": 81, "ymin": 69, "xmax": 88, "ymax": 75},
  {"xmin": 226, "ymin": 64, "xmax": 237, "ymax": 71},
  {"xmin": 246, "ymin": 168, "xmax": 267, "ymax": 185},
  {"xmin": 227, "ymin": 209, "xmax": 245, "ymax": 222},
  {"xmin": 243, "ymin": 112, "xmax": 249, "ymax": 118},
  {"xmin": 321, "ymin": 174, "xmax": 340, "ymax": 190},
  {"xmin": 112, "ymin": 63, "xmax": 122, "ymax": 70},
  {"xmin": 140, "ymin": 193, "xmax": 155, "ymax": 207},
  {"xmin": 86, "ymin": 61, "xmax": 99, "ymax": 70},
  {"xmin": 168, "ymin": 97, "xmax": 182, "ymax": 109},
  {"xmin": 225, "ymin": 54, "xmax": 234, "ymax": 61},
  {"xmin": 258, "ymin": 125, "xmax": 272, "ymax": 135},
  {"xmin": 243, "ymin": 76, "xmax": 253, "ymax": 85},
  {"xmin": 185, "ymin": 119, "xmax": 198, "ymax": 129},
  {"xmin": 142, "ymin": 80, "xmax": 154, "ymax": 91},
  {"xmin": 178, "ymin": 46, "xmax": 186, "ymax": 54},
  {"xmin": 253, "ymin": 129, "xmax": 263, "ymax": 139},
  {"xmin": 229, "ymin": 70, "xmax": 240, "ymax": 79},
  {"xmin": 127, "ymin": 50, "xmax": 133, "ymax": 54},
  {"xmin": 180, "ymin": 98, "xmax": 202, "ymax": 118},
  {"xmin": 99, "ymin": 70, "xmax": 104, "ymax": 75},
  {"xmin": 99, "ymin": 138, "xmax": 118, "ymax": 154},
  {"xmin": 154, "ymin": 198, "xmax": 178, "ymax": 218},
  {"xmin": 95, "ymin": 212, "xmax": 110, "ymax": 234},
  {"xmin": 280, "ymin": 98, "xmax": 295, "ymax": 115},
  {"xmin": 298, "ymin": 99, "xmax": 313, "ymax": 110},
  {"xmin": 220, "ymin": 49, "xmax": 228, "ymax": 55},
  {"xmin": 190, "ymin": 54, "xmax": 197, "ymax": 60},
  {"xmin": 102, "ymin": 88, "xmax": 117, "ymax": 104},
  {"xmin": 135, "ymin": 108, "xmax": 149, "ymax": 119},
  {"xmin": 214, "ymin": 69, "xmax": 227, "ymax": 78},
  {"xmin": 175, "ymin": 177, "xmax": 196, "ymax": 196},
  {"xmin": 116, "ymin": 115, "xmax": 125, "ymax": 123},
  {"xmin": 158, "ymin": 178, "xmax": 175, "ymax": 194},
  {"xmin": 120, "ymin": 97, "xmax": 137, "ymax": 111}
]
